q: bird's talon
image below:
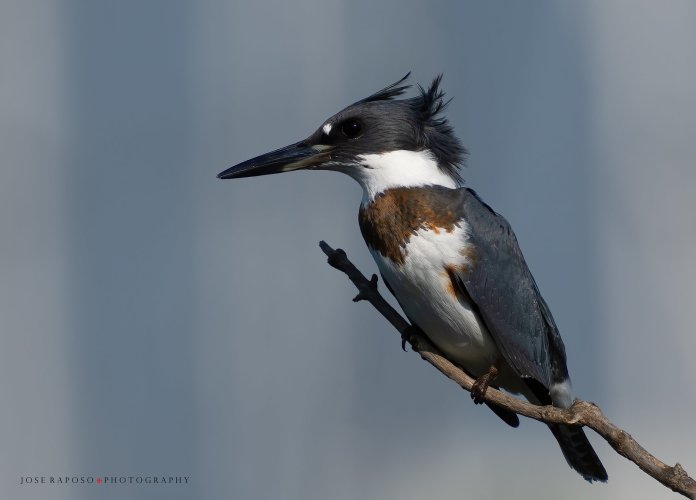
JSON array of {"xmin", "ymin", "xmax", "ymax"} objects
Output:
[
  {"xmin": 471, "ymin": 365, "xmax": 499, "ymax": 405},
  {"xmin": 470, "ymin": 381, "xmax": 487, "ymax": 405},
  {"xmin": 401, "ymin": 325, "xmax": 420, "ymax": 351}
]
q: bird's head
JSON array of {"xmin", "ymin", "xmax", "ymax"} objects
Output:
[{"xmin": 217, "ymin": 73, "xmax": 466, "ymax": 202}]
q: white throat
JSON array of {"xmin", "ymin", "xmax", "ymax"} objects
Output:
[{"xmin": 345, "ymin": 150, "xmax": 459, "ymax": 204}]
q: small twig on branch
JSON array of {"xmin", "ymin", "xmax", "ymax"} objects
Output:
[{"xmin": 319, "ymin": 240, "xmax": 696, "ymax": 499}]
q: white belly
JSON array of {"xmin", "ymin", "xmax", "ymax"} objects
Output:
[{"xmin": 370, "ymin": 225, "xmax": 501, "ymax": 377}]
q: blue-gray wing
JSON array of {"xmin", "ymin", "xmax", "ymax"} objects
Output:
[{"xmin": 453, "ymin": 188, "xmax": 568, "ymax": 388}]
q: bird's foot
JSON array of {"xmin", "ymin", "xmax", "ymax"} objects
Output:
[
  {"xmin": 471, "ymin": 364, "xmax": 500, "ymax": 404},
  {"xmin": 401, "ymin": 325, "xmax": 421, "ymax": 352}
]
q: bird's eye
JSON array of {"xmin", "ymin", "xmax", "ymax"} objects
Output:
[{"xmin": 341, "ymin": 119, "xmax": 363, "ymax": 139}]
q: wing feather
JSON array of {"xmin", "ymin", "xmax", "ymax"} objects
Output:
[{"xmin": 453, "ymin": 188, "xmax": 568, "ymax": 388}]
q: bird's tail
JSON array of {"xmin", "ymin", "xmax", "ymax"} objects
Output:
[
  {"xmin": 524, "ymin": 378, "xmax": 608, "ymax": 482},
  {"xmin": 547, "ymin": 423, "xmax": 608, "ymax": 482}
]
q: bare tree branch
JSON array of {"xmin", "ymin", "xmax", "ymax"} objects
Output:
[{"xmin": 319, "ymin": 240, "xmax": 696, "ymax": 499}]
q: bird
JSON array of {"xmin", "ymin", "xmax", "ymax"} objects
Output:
[{"xmin": 217, "ymin": 73, "xmax": 608, "ymax": 482}]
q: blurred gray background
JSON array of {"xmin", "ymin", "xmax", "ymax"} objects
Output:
[{"xmin": 1, "ymin": 1, "xmax": 695, "ymax": 499}]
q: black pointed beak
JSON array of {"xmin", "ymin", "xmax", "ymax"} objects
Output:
[{"xmin": 217, "ymin": 141, "xmax": 332, "ymax": 180}]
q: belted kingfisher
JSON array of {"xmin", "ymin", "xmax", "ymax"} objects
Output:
[{"xmin": 217, "ymin": 74, "xmax": 608, "ymax": 482}]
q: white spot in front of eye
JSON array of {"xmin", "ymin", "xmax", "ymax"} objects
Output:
[{"xmin": 322, "ymin": 123, "xmax": 332, "ymax": 135}]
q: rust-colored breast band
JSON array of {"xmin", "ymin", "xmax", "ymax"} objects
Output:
[{"xmin": 359, "ymin": 186, "xmax": 463, "ymax": 264}]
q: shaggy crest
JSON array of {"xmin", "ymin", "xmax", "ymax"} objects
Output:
[
  {"xmin": 357, "ymin": 73, "xmax": 467, "ymax": 185},
  {"xmin": 410, "ymin": 74, "xmax": 467, "ymax": 184},
  {"xmin": 357, "ymin": 72, "xmax": 412, "ymax": 104}
]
